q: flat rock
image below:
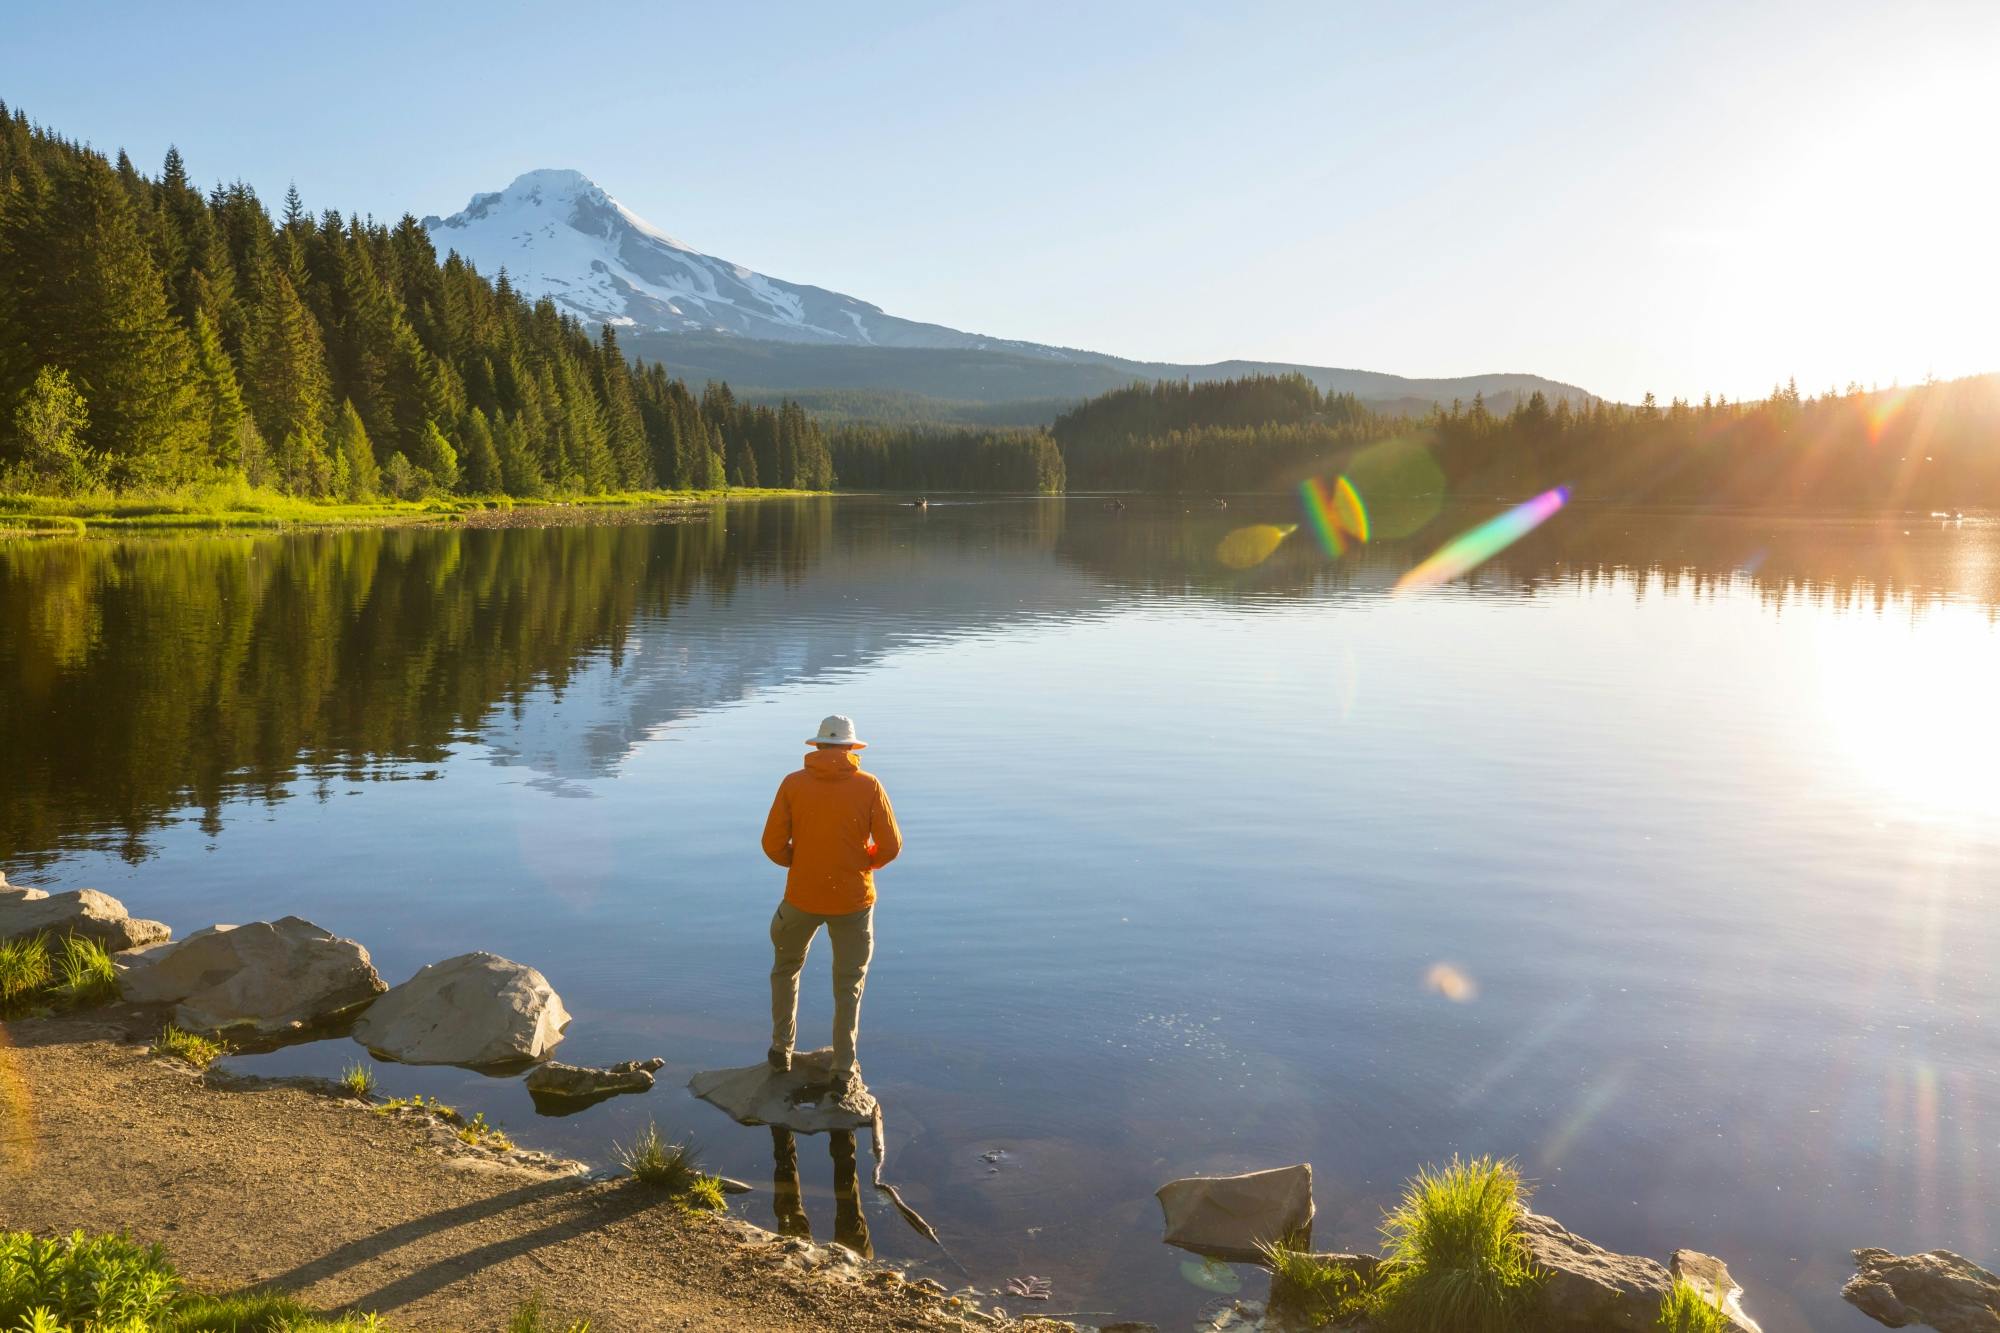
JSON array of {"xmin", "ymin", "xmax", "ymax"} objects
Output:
[
  {"xmin": 688, "ymin": 1048, "xmax": 876, "ymax": 1132},
  {"xmin": 116, "ymin": 916, "xmax": 384, "ymax": 1037},
  {"xmin": 1521, "ymin": 1210, "xmax": 1673, "ymax": 1331},
  {"xmin": 1843, "ymin": 1248, "xmax": 2000, "ymax": 1331},
  {"xmin": 0, "ymin": 887, "xmax": 170, "ymax": 952},
  {"xmin": 0, "ymin": 874, "xmax": 47, "ymax": 902},
  {"xmin": 351, "ymin": 951, "xmax": 570, "ymax": 1069},
  {"xmin": 525, "ymin": 1057, "xmax": 664, "ymax": 1102},
  {"xmin": 1156, "ymin": 1164, "xmax": 1314, "ymax": 1262},
  {"xmin": 1673, "ymin": 1249, "xmax": 1763, "ymax": 1333}
]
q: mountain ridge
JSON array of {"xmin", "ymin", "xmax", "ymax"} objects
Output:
[{"xmin": 424, "ymin": 168, "xmax": 1595, "ymax": 414}]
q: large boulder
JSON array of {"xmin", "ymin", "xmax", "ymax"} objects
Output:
[
  {"xmin": 1521, "ymin": 1210, "xmax": 1673, "ymax": 1331},
  {"xmin": 116, "ymin": 916, "xmax": 384, "ymax": 1037},
  {"xmin": 1843, "ymin": 1248, "xmax": 2000, "ymax": 1331},
  {"xmin": 350, "ymin": 951, "xmax": 570, "ymax": 1069},
  {"xmin": 689, "ymin": 1048, "xmax": 875, "ymax": 1132},
  {"xmin": 525, "ymin": 1057, "xmax": 664, "ymax": 1109},
  {"xmin": 1672, "ymin": 1250, "xmax": 1762, "ymax": 1333},
  {"xmin": 0, "ymin": 887, "xmax": 169, "ymax": 952},
  {"xmin": 1155, "ymin": 1164, "xmax": 1314, "ymax": 1262}
]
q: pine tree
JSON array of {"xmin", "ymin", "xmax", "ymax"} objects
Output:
[
  {"xmin": 242, "ymin": 261, "xmax": 331, "ymax": 492},
  {"xmin": 330, "ymin": 399, "xmax": 378, "ymax": 499},
  {"xmin": 411, "ymin": 419, "xmax": 459, "ymax": 493},
  {"xmin": 459, "ymin": 406, "xmax": 501, "ymax": 494}
]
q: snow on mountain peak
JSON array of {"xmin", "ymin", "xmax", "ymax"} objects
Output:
[{"xmin": 422, "ymin": 169, "xmax": 1053, "ymax": 354}]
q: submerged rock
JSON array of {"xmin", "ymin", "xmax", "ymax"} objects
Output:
[
  {"xmin": 117, "ymin": 916, "xmax": 385, "ymax": 1036},
  {"xmin": 688, "ymin": 1047, "xmax": 876, "ymax": 1132},
  {"xmin": 0, "ymin": 887, "xmax": 170, "ymax": 952},
  {"xmin": 525, "ymin": 1057, "xmax": 664, "ymax": 1105},
  {"xmin": 1843, "ymin": 1247, "xmax": 2000, "ymax": 1331},
  {"xmin": 1520, "ymin": 1210, "xmax": 1675, "ymax": 1331},
  {"xmin": 351, "ymin": 951, "xmax": 570, "ymax": 1069},
  {"xmin": 1673, "ymin": 1249, "xmax": 1763, "ymax": 1333},
  {"xmin": 1155, "ymin": 1164, "xmax": 1314, "ymax": 1262}
]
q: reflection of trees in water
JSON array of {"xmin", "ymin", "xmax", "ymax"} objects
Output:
[
  {"xmin": 1051, "ymin": 501, "xmax": 2000, "ymax": 612},
  {"xmin": 0, "ymin": 504, "xmax": 839, "ymax": 865}
]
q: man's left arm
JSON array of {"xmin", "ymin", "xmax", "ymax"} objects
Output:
[{"xmin": 867, "ymin": 781, "xmax": 902, "ymax": 870}]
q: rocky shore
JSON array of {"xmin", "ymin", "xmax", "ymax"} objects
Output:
[{"xmin": 5, "ymin": 874, "xmax": 1996, "ymax": 1333}]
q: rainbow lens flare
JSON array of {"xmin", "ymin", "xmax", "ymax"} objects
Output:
[
  {"xmin": 1299, "ymin": 475, "xmax": 1370, "ymax": 556},
  {"xmin": 1395, "ymin": 486, "xmax": 1571, "ymax": 592}
]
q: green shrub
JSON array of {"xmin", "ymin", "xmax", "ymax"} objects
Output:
[
  {"xmin": 1655, "ymin": 1278, "xmax": 1731, "ymax": 1333},
  {"xmin": 613, "ymin": 1121, "xmax": 724, "ymax": 1211},
  {"xmin": 151, "ymin": 1023, "xmax": 227, "ymax": 1070},
  {"xmin": 1369, "ymin": 1155, "xmax": 1546, "ymax": 1333}
]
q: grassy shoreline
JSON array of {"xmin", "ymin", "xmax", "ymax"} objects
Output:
[{"xmin": 0, "ymin": 483, "xmax": 823, "ymax": 537}]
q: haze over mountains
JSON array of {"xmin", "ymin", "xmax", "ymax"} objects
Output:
[{"xmin": 424, "ymin": 169, "xmax": 1594, "ymax": 418}]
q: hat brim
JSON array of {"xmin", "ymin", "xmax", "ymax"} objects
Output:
[{"xmin": 806, "ymin": 738, "xmax": 866, "ymax": 749}]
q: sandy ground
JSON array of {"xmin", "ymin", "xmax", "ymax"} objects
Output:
[{"xmin": 0, "ymin": 1008, "xmax": 1067, "ymax": 1333}]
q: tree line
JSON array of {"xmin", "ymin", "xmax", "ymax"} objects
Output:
[
  {"xmin": 1049, "ymin": 372, "xmax": 2000, "ymax": 509},
  {"xmin": 0, "ymin": 102, "xmax": 834, "ymax": 500},
  {"xmin": 826, "ymin": 424, "xmax": 1065, "ymax": 492}
]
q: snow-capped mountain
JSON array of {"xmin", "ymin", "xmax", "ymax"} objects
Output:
[{"xmin": 422, "ymin": 169, "xmax": 1062, "ymax": 355}]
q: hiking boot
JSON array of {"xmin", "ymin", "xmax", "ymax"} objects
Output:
[
  {"xmin": 767, "ymin": 1046, "xmax": 793, "ymax": 1073},
  {"xmin": 829, "ymin": 1067, "xmax": 867, "ymax": 1104}
]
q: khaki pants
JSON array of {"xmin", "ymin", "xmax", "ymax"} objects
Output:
[{"xmin": 769, "ymin": 901, "xmax": 874, "ymax": 1076}]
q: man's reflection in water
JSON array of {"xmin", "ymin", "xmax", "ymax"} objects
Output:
[{"xmin": 770, "ymin": 1125, "xmax": 872, "ymax": 1258}]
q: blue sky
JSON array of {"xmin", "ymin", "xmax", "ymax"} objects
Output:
[{"xmin": 4, "ymin": 0, "xmax": 1995, "ymax": 402}]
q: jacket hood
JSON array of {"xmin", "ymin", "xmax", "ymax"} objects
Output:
[{"xmin": 803, "ymin": 748, "xmax": 862, "ymax": 779}]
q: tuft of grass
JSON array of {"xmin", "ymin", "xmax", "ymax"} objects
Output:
[
  {"xmin": 53, "ymin": 935, "xmax": 117, "ymax": 1008},
  {"xmin": 1368, "ymin": 1155, "xmax": 1546, "ymax": 1333},
  {"xmin": 614, "ymin": 1121, "xmax": 724, "ymax": 1210},
  {"xmin": 173, "ymin": 1289, "xmax": 389, "ymax": 1331},
  {"xmin": 338, "ymin": 1061, "xmax": 376, "ymax": 1099},
  {"xmin": 506, "ymin": 1292, "xmax": 591, "ymax": 1333},
  {"xmin": 0, "ymin": 936, "xmax": 53, "ymax": 1014},
  {"xmin": 1655, "ymin": 1278, "xmax": 1732, "ymax": 1333},
  {"xmin": 455, "ymin": 1112, "xmax": 515, "ymax": 1153},
  {"xmin": 680, "ymin": 1175, "xmax": 727, "ymax": 1213},
  {"xmin": 373, "ymin": 1093, "xmax": 460, "ymax": 1123},
  {"xmin": 152, "ymin": 1023, "xmax": 228, "ymax": 1071},
  {"xmin": 1258, "ymin": 1238, "xmax": 1377, "ymax": 1327}
]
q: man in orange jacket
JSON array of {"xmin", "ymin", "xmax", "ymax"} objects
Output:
[{"xmin": 761, "ymin": 714, "xmax": 902, "ymax": 1098}]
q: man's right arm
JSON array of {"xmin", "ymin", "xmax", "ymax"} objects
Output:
[{"xmin": 761, "ymin": 780, "xmax": 794, "ymax": 867}]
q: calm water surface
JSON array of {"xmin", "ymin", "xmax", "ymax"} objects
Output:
[{"xmin": 3, "ymin": 498, "xmax": 1997, "ymax": 1330}]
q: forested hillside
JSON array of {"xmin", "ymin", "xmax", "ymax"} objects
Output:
[
  {"xmin": 0, "ymin": 102, "xmax": 833, "ymax": 500},
  {"xmin": 1051, "ymin": 372, "xmax": 2000, "ymax": 509}
]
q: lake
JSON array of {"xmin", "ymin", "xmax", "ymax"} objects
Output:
[{"xmin": 3, "ymin": 497, "xmax": 1996, "ymax": 1331}]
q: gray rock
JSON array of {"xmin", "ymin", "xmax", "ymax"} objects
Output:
[
  {"xmin": 116, "ymin": 916, "xmax": 384, "ymax": 1037},
  {"xmin": 1520, "ymin": 1210, "xmax": 1673, "ymax": 1331},
  {"xmin": 1673, "ymin": 1249, "xmax": 1763, "ymax": 1333},
  {"xmin": 524, "ymin": 1057, "xmax": 664, "ymax": 1100},
  {"xmin": 351, "ymin": 951, "xmax": 570, "ymax": 1069},
  {"xmin": 688, "ymin": 1047, "xmax": 876, "ymax": 1132},
  {"xmin": 0, "ymin": 887, "xmax": 170, "ymax": 952},
  {"xmin": 1843, "ymin": 1247, "xmax": 2000, "ymax": 1331},
  {"xmin": 1155, "ymin": 1164, "xmax": 1315, "ymax": 1262},
  {"xmin": 0, "ymin": 874, "xmax": 46, "ymax": 902}
]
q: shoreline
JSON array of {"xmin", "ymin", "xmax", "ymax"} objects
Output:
[
  {"xmin": 0, "ymin": 1005, "xmax": 1066, "ymax": 1333},
  {"xmin": 0, "ymin": 488, "xmax": 824, "ymax": 539}
]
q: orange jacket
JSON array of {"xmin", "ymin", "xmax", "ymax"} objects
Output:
[{"xmin": 761, "ymin": 748, "xmax": 902, "ymax": 915}]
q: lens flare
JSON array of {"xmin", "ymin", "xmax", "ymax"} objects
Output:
[
  {"xmin": 1424, "ymin": 962, "xmax": 1478, "ymax": 1003},
  {"xmin": 1215, "ymin": 523, "xmax": 1298, "ymax": 570},
  {"xmin": 0, "ymin": 1027, "xmax": 36, "ymax": 1176},
  {"xmin": 1299, "ymin": 476, "xmax": 1369, "ymax": 556},
  {"xmin": 1395, "ymin": 487, "xmax": 1571, "ymax": 592}
]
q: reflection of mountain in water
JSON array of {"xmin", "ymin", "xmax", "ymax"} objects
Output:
[{"xmin": 2, "ymin": 498, "xmax": 1993, "ymax": 863}]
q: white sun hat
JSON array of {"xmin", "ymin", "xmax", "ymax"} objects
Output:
[{"xmin": 807, "ymin": 714, "xmax": 867, "ymax": 748}]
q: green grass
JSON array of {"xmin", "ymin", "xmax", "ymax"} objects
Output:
[
  {"xmin": 506, "ymin": 1293, "xmax": 591, "ymax": 1333},
  {"xmin": 1258, "ymin": 1239, "xmax": 1378, "ymax": 1327},
  {"xmin": 151, "ymin": 1023, "xmax": 228, "ymax": 1070},
  {"xmin": 454, "ymin": 1112, "xmax": 515, "ymax": 1153},
  {"xmin": 0, "ymin": 480, "xmax": 822, "ymax": 536},
  {"xmin": 0, "ymin": 938, "xmax": 54, "ymax": 1015},
  {"xmin": 1368, "ymin": 1155, "xmax": 1546, "ymax": 1333},
  {"xmin": 0, "ymin": 935, "xmax": 118, "ymax": 1017},
  {"xmin": 374, "ymin": 1093, "xmax": 459, "ymax": 1122},
  {"xmin": 613, "ymin": 1122, "xmax": 723, "ymax": 1209},
  {"xmin": 338, "ymin": 1062, "xmax": 375, "ymax": 1099},
  {"xmin": 1655, "ymin": 1278, "xmax": 1732, "ymax": 1333},
  {"xmin": 0, "ymin": 1229, "xmax": 387, "ymax": 1331}
]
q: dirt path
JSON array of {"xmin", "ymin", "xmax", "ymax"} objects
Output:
[{"xmin": 0, "ymin": 1010, "xmax": 1054, "ymax": 1333}]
